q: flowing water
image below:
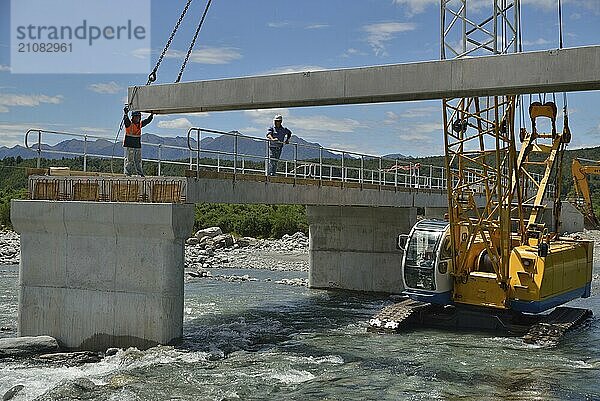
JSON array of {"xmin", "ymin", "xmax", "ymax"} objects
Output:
[{"xmin": 0, "ymin": 264, "xmax": 599, "ymax": 401}]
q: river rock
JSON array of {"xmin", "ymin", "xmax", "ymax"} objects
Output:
[
  {"xmin": 195, "ymin": 227, "xmax": 222, "ymax": 241},
  {"xmin": 186, "ymin": 237, "xmax": 199, "ymax": 246},
  {"xmin": 105, "ymin": 347, "xmax": 120, "ymax": 356},
  {"xmin": 3, "ymin": 385, "xmax": 24, "ymax": 401},
  {"xmin": 0, "ymin": 335, "xmax": 60, "ymax": 358},
  {"xmin": 236, "ymin": 237, "xmax": 257, "ymax": 248},
  {"xmin": 38, "ymin": 350, "xmax": 103, "ymax": 365},
  {"xmin": 212, "ymin": 234, "xmax": 234, "ymax": 249}
]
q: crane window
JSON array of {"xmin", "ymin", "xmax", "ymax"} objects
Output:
[{"xmin": 405, "ymin": 230, "xmax": 443, "ymax": 269}]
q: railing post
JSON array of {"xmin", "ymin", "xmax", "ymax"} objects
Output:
[
  {"xmin": 341, "ymin": 152, "xmax": 345, "ymax": 187},
  {"xmin": 265, "ymin": 141, "xmax": 269, "ymax": 176},
  {"xmin": 196, "ymin": 130, "xmax": 200, "ymax": 179},
  {"xmin": 158, "ymin": 144, "xmax": 162, "ymax": 176},
  {"xmin": 293, "ymin": 143, "xmax": 298, "ymax": 182},
  {"xmin": 37, "ymin": 130, "xmax": 42, "ymax": 168},
  {"xmin": 319, "ymin": 147, "xmax": 323, "ymax": 183},
  {"xmin": 83, "ymin": 134, "xmax": 88, "ymax": 172},
  {"xmin": 395, "ymin": 158, "xmax": 399, "ymax": 187},
  {"xmin": 378, "ymin": 157, "xmax": 382, "ymax": 187},
  {"xmin": 234, "ymin": 134, "xmax": 238, "ymax": 178},
  {"xmin": 242, "ymin": 158, "xmax": 245, "ymax": 174},
  {"xmin": 429, "ymin": 164, "xmax": 432, "ymax": 189},
  {"xmin": 217, "ymin": 155, "xmax": 220, "ymax": 172},
  {"xmin": 360, "ymin": 155, "xmax": 364, "ymax": 186}
]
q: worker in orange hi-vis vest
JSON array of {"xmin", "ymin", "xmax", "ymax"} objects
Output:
[{"xmin": 123, "ymin": 106, "xmax": 153, "ymax": 176}]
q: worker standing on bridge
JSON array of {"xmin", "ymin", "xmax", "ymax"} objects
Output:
[
  {"xmin": 123, "ymin": 107, "xmax": 153, "ymax": 177},
  {"xmin": 266, "ymin": 115, "xmax": 292, "ymax": 176}
]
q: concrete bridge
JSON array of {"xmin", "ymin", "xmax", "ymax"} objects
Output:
[{"xmin": 12, "ymin": 46, "xmax": 596, "ymax": 351}]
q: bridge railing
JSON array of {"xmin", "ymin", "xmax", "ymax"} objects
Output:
[
  {"xmin": 24, "ymin": 128, "xmax": 200, "ymax": 175},
  {"xmin": 186, "ymin": 127, "xmax": 448, "ymax": 189},
  {"xmin": 22, "ymin": 127, "xmax": 547, "ymax": 194}
]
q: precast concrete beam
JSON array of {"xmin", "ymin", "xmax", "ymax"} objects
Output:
[
  {"xmin": 185, "ymin": 177, "xmax": 452, "ymax": 208},
  {"xmin": 128, "ymin": 46, "xmax": 600, "ymax": 114}
]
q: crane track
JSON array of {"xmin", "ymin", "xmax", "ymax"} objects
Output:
[
  {"xmin": 368, "ymin": 299, "xmax": 433, "ymax": 332},
  {"xmin": 523, "ymin": 307, "xmax": 593, "ymax": 346}
]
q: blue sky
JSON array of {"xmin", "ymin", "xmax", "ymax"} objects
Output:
[{"xmin": 1, "ymin": 0, "xmax": 599, "ymax": 157}]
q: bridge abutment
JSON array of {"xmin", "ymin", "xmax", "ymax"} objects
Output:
[
  {"xmin": 307, "ymin": 206, "xmax": 416, "ymax": 293},
  {"xmin": 11, "ymin": 200, "xmax": 194, "ymax": 351}
]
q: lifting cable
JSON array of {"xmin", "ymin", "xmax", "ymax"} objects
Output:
[
  {"xmin": 110, "ymin": 0, "xmax": 213, "ymax": 173},
  {"xmin": 177, "ymin": 0, "xmax": 212, "ymax": 83}
]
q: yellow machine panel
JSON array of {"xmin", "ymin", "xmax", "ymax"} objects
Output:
[{"xmin": 508, "ymin": 240, "xmax": 593, "ymax": 313}]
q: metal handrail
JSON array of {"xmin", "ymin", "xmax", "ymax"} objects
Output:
[
  {"xmin": 22, "ymin": 127, "xmax": 550, "ymax": 194},
  {"xmin": 24, "ymin": 128, "xmax": 193, "ymax": 174}
]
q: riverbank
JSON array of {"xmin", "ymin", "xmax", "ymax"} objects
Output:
[{"xmin": 0, "ymin": 228, "xmax": 309, "ymax": 272}]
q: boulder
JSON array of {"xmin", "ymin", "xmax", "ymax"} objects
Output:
[
  {"xmin": 3, "ymin": 385, "xmax": 24, "ymax": 401},
  {"xmin": 38, "ymin": 351, "xmax": 103, "ymax": 365},
  {"xmin": 186, "ymin": 237, "xmax": 199, "ymax": 246},
  {"xmin": 0, "ymin": 336, "xmax": 60, "ymax": 358},
  {"xmin": 212, "ymin": 234, "xmax": 234, "ymax": 249},
  {"xmin": 236, "ymin": 237, "xmax": 257, "ymax": 248},
  {"xmin": 195, "ymin": 227, "xmax": 223, "ymax": 241}
]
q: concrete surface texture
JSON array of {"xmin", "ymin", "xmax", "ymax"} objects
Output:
[
  {"xmin": 11, "ymin": 200, "xmax": 194, "ymax": 351},
  {"xmin": 560, "ymin": 200, "xmax": 585, "ymax": 234},
  {"xmin": 186, "ymin": 176, "xmax": 454, "ymax": 207},
  {"xmin": 307, "ymin": 206, "xmax": 417, "ymax": 293},
  {"xmin": 129, "ymin": 46, "xmax": 600, "ymax": 114}
]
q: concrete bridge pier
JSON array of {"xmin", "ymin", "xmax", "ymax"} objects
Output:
[
  {"xmin": 307, "ymin": 206, "xmax": 416, "ymax": 293},
  {"xmin": 11, "ymin": 200, "xmax": 194, "ymax": 351}
]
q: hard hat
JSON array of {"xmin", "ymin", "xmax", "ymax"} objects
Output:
[
  {"xmin": 274, "ymin": 115, "xmax": 283, "ymax": 121},
  {"xmin": 132, "ymin": 111, "xmax": 142, "ymax": 117}
]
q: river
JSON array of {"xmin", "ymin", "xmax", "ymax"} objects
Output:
[{"xmin": 0, "ymin": 263, "xmax": 599, "ymax": 400}]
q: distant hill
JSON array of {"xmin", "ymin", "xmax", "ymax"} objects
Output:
[
  {"xmin": 383, "ymin": 152, "xmax": 410, "ymax": 160},
  {"xmin": 0, "ymin": 133, "xmax": 349, "ymax": 161}
]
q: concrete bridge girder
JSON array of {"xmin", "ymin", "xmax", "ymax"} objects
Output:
[{"xmin": 128, "ymin": 46, "xmax": 600, "ymax": 114}]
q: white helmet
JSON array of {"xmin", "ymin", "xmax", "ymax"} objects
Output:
[{"xmin": 273, "ymin": 115, "xmax": 283, "ymax": 122}]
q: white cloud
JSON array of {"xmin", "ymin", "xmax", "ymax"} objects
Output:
[
  {"xmin": 363, "ymin": 22, "xmax": 417, "ymax": 56},
  {"xmin": 239, "ymin": 126, "xmax": 261, "ymax": 134},
  {"xmin": 394, "ymin": 0, "xmax": 588, "ymax": 16},
  {"xmin": 290, "ymin": 115, "xmax": 361, "ymax": 133},
  {"xmin": 305, "ymin": 24, "xmax": 329, "ymax": 29},
  {"xmin": 393, "ymin": 0, "xmax": 437, "ymax": 16},
  {"xmin": 384, "ymin": 111, "xmax": 399, "ymax": 125},
  {"xmin": 327, "ymin": 142, "xmax": 377, "ymax": 154},
  {"xmin": 343, "ymin": 48, "xmax": 368, "ymax": 58},
  {"xmin": 179, "ymin": 112, "xmax": 210, "ymax": 118},
  {"xmin": 244, "ymin": 109, "xmax": 360, "ymax": 136},
  {"xmin": 401, "ymin": 106, "xmax": 440, "ymax": 119},
  {"xmin": 166, "ymin": 47, "xmax": 242, "ymax": 64},
  {"xmin": 522, "ymin": 38, "xmax": 552, "ymax": 46},
  {"xmin": 245, "ymin": 108, "xmax": 290, "ymax": 122},
  {"xmin": 79, "ymin": 126, "xmax": 111, "ymax": 135},
  {"xmin": 263, "ymin": 65, "xmax": 326, "ymax": 75},
  {"xmin": 268, "ymin": 21, "xmax": 290, "ymax": 28},
  {"xmin": 131, "ymin": 48, "xmax": 151, "ymax": 59},
  {"xmin": 157, "ymin": 118, "xmax": 193, "ymax": 130},
  {"xmin": 0, "ymin": 93, "xmax": 64, "ymax": 112},
  {"xmin": 0, "ymin": 65, "xmax": 10, "ymax": 72},
  {"xmin": 88, "ymin": 82, "xmax": 123, "ymax": 95},
  {"xmin": 0, "ymin": 123, "xmax": 47, "ymax": 146}
]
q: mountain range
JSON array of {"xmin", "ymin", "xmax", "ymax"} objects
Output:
[{"xmin": 0, "ymin": 133, "xmax": 407, "ymax": 161}]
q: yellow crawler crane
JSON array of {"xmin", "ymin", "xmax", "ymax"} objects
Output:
[
  {"xmin": 370, "ymin": 0, "xmax": 593, "ymax": 344},
  {"xmin": 571, "ymin": 158, "xmax": 600, "ymax": 228},
  {"xmin": 375, "ymin": 101, "xmax": 594, "ymax": 343}
]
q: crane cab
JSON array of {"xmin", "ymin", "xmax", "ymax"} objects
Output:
[{"xmin": 398, "ymin": 219, "xmax": 453, "ymax": 305}]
